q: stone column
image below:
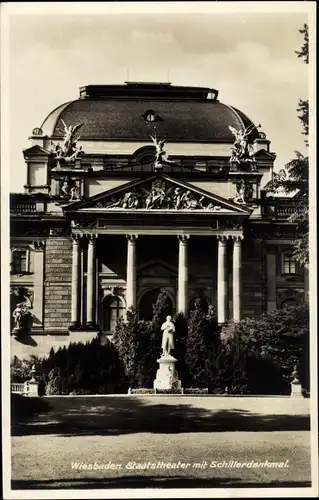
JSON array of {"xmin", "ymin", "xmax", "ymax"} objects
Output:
[
  {"xmin": 71, "ymin": 234, "xmax": 81, "ymax": 327},
  {"xmin": 177, "ymin": 235, "xmax": 189, "ymax": 315},
  {"xmin": 233, "ymin": 236, "xmax": 243, "ymax": 322},
  {"xmin": 217, "ymin": 236, "xmax": 228, "ymax": 324},
  {"xmin": 126, "ymin": 235, "xmax": 137, "ymax": 310},
  {"xmin": 86, "ymin": 234, "xmax": 97, "ymax": 326}
]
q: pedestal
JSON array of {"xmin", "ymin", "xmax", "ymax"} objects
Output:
[
  {"xmin": 291, "ymin": 381, "xmax": 303, "ymax": 398},
  {"xmin": 153, "ymin": 355, "xmax": 182, "ymax": 391},
  {"xmin": 24, "ymin": 380, "xmax": 39, "ymax": 397}
]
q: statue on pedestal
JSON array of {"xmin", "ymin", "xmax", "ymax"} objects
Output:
[
  {"xmin": 161, "ymin": 315, "xmax": 175, "ymax": 356},
  {"xmin": 154, "ymin": 316, "xmax": 182, "ymax": 391}
]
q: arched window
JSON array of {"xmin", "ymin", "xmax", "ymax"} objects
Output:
[
  {"xmin": 102, "ymin": 295, "xmax": 125, "ymax": 332},
  {"xmin": 280, "ymin": 298, "xmax": 298, "ymax": 309},
  {"xmin": 189, "ymin": 297, "xmax": 209, "ymax": 314},
  {"xmin": 139, "ymin": 289, "xmax": 173, "ymax": 321}
]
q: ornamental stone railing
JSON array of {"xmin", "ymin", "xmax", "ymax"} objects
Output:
[
  {"xmin": 11, "ymin": 365, "xmax": 39, "ymax": 397},
  {"xmin": 11, "ymin": 383, "xmax": 25, "ymax": 394},
  {"xmin": 11, "ymin": 202, "xmax": 37, "ymax": 213},
  {"xmin": 262, "ymin": 201, "xmax": 303, "ymax": 219},
  {"xmin": 11, "ymin": 201, "xmax": 46, "ymax": 214}
]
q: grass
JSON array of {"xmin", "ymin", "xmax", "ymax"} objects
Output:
[{"xmin": 11, "ymin": 395, "xmax": 311, "ymax": 490}]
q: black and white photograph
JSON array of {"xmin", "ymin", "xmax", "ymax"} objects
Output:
[{"xmin": 1, "ymin": 1, "xmax": 317, "ymax": 498}]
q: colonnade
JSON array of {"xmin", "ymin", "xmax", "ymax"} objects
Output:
[{"xmin": 70, "ymin": 233, "xmax": 243, "ymax": 328}]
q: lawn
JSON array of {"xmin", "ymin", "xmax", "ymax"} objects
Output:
[{"xmin": 11, "ymin": 395, "xmax": 311, "ymax": 489}]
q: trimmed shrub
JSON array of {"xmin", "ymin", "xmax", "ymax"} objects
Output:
[
  {"xmin": 113, "ymin": 308, "xmax": 140, "ymax": 387},
  {"xmin": 185, "ymin": 300, "xmax": 221, "ymax": 389},
  {"xmin": 42, "ymin": 337, "xmax": 126, "ymax": 395}
]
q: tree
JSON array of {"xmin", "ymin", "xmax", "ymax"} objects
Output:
[
  {"xmin": 221, "ymin": 304, "xmax": 309, "ymax": 393},
  {"xmin": 139, "ymin": 289, "xmax": 172, "ymax": 386},
  {"xmin": 295, "ymin": 23, "xmax": 309, "ymax": 144},
  {"xmin": 10, "ymin": 355, "xmax": 43, "ymax": 383},
  {"xmin": 151, "ymin": 289, "xmax": 171, "ymax": 329},
  {"xmin": 41, "ymin": 338, "xmax": 126, "ymax": 395},
  {"xmin": 174, "ymin": 312, "xmax": 189, "ymax": 385},
  {"xmin": 185, "ymin": 299, "xmax": 220, "ymax": 388},
  {"xmin": 113, "ymin": 308, "xmax": 139, "ymax": 387},
  {"xmin": 295, "ymin": 23, "xmax": 309, "ymax": 64},
  {"xmin": 264, "ymin": 24, "xmax": 309, "ymax": 264}
]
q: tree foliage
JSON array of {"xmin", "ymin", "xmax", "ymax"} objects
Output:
[
  {"xmin": 264, "ymin": 24, "xmax": 309, "ymax": 264},
  {"xmin": 41, "ymin": 338, "xmax": 126, "ymax": 394},
  {"xmin": 185, "ymin": 299, "xmax": 220, "ymax": 388},
  {"xmin": 10, "ymin": 355, "xmax": 42, "ymax": 383},
  {"xmin": 10, "ymin": 296, "xmax": 309, "ymax": 395},
  {"xmin": 221, "ymin": 304, "xmax": 309, "ymax": 392},
  {"xmin": 295, "ymin": 23, "xmax": 309, "ymax": 64},
  {"xmin": 113, "ymin": 290, "xmax": 172, "ymax": 388},
  {"xmin": 113, "ymin": 308, "xmax": 139, "ymax": 387}
]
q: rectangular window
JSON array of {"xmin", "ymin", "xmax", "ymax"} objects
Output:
[
  {"xmin": 12, "ymin": 250, "xmax": 28, "ymax": 274},
  {"xmin": 283, "ymin": 254, "xmax": 297, "ymax": 274}
]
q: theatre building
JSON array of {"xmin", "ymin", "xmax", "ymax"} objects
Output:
[{"xmin": 10, "ymin": 82, "xmax": 308, "ymax": 357}]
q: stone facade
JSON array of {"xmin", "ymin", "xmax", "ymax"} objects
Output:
[
  {"xmin": 10, "ymin": 82, "xmax": 307, "ymax": 358},
  {"xmin": 44, "ymin": 237, "xmax": 72, "ymax": 333}
]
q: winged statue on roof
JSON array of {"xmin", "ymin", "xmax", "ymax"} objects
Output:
[
  {"xmin": 228, "ymin": 123, "xmax": 261, "ymax": 162},
  {"xmin": 51, "ymin": 120, "xmax": 84, "ymax": 165},
  {"xmin": 150, "ymin": 134, "xmax": 175, "ymax": 168},
  {"xmin": 61, "ymin": 120, "xmax": 84, "ymax": 157}
]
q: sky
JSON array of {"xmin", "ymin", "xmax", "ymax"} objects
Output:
[{"xmin": 5, "ymin": 4, "xmax": 309, "ymax": 192}]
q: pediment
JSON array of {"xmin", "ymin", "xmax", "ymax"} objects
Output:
[
  {"xmin": 23, "ymin": 145, "xmax": 51, "ymax": 158},
  {"xmin": 65, "ymin": 175, "xmax": 251, "ymax": 215},
  {"xmin": 137, "ymin": 260, "xmax": 177, "ymax": 277}
]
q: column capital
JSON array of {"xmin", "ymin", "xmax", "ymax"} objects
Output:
[
  {"xmin": 126, "ymin": 234, "xmax": 138, "ymax": 243},
  {"xmin": 31, "ymin": 240, "xmax": 46, "ymax": 251},
  {"xmin": 217, "ymin": 235, "xmax": 228, "ymax": 245},
  {"xmin": 177, "ymin": 234, "xmax": 190, "ymax": 244},
  {"xmin": 87, "ymin": 233, "xmax": 98, "ymax": 243},
  {"xmin": 232, "ymin": 235, "xmax": 243, "ymax": 244},
  {"xmin": 71, "ymin": 233, "xmax": 81, "ymax": 243}
]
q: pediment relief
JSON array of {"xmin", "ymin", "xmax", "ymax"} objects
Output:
[
  {"xmin": 100, "ymin": 178, "xmax": 222, "ymax": 211},
  {"xmin": 69, "ymin": 175, "xmax": 250, "ymax": 214}
]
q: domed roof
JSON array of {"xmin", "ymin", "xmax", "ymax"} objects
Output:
[{"xmin": 41, "ymin": 83, "xmax": 260, "ymax": 143}]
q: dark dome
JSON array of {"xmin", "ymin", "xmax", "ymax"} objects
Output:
[{"xmin": 41, "ymin": 83, "xmax": 260, "ymax": 143}]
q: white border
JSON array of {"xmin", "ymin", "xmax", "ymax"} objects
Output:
[{"xmin": 1, "ymin": 2, "xmax": 318, "ymax": 499}]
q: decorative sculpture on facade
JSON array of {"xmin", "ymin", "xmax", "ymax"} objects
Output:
[
  {"xmin": 161, "ymin": 316, "xmax": 175, "ymax": 356},
  {"xmin": 51, "ymin": 120, "xmax": 84, "ymax": 164},
  {"xmin": 228, "ymin": 124, "xmax": 261, "ymax": 163},
  {"xmin": 59, "ymin": 177, "xmax": 81, "ymax": 201},
  {"xmin": 12, "ymin": 303, "xmax": 29, "ymax": 331},
  {"xmin": 103, "ymin": 179, "xmax": 221, "ymax": 211},
  {"xmin": 233, "ymin": 179, "xmax": 254, "ymax": 204},
  {"xmin": 150, "ymin": 134, "xmax": 175, "ymax": 169}
]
